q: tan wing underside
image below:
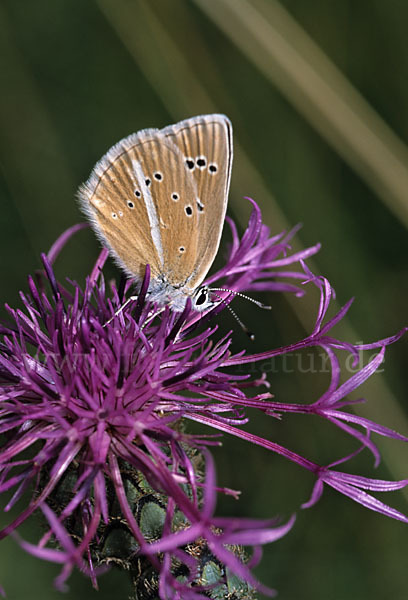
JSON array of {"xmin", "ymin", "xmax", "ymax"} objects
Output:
[
  {"xmin": 161, "ymin": 115, "xmax": 232, "ymax": 290},
  {"xmin": 78, "ymin": 114, "xmax": 232, "ymax": 293},
  {"xmin": 79, "ymin": 134, "xmax": 200, "ymax": 285}
]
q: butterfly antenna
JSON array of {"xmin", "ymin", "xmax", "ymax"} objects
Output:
[
  {"xmin": 209, "ymin": 287, "xmax": 272, "ymax": 310},
  {"xmin": 211, "ymin": 291, "xmax": 255, "ymax": 341}
]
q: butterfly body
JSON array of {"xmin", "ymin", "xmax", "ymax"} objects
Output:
[{"xmin": 79, "ymin": 114, "xmax": 233, "ymax": 311}]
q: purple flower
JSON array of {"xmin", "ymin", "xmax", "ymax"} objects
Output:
[{"xmin": 0, "ymin": 200, "xmax": 406, "ymax": 598}]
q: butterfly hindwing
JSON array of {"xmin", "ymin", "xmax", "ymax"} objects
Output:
[{"xmin": 78, "ymin": 129, "xmax": 200, "ymax": 285}]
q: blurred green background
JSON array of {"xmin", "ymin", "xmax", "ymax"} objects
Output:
[{"xmin": 0, "ymin": 1, "xmax": 407, "ymax": 599}]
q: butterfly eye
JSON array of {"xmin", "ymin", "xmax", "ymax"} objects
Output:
[
  {"xmin": 209, "ymin": 163, "xmax": 218, "ymax": 174},
  {"xmin": 171, "ymin": 193, "xmax": 179, "ymax": 202},
  {"xmin": 193, "ymin": 287, "xmax": 212, "ymax": 310},
  {"xmin": 185, "ymin": 205, "xmax": 193, "ymax": 217},
  {"xmin": 154, "ymin": 172, "xmax": 163, "ymax": 181},
  {"xmin": 195, "ymin": 289, "xmax": 208, "ymax": 305}
]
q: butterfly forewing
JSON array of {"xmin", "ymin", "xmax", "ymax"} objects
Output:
[{"xmin": 161, "ymin": 114, "xmax": 233, "ymax": 290}]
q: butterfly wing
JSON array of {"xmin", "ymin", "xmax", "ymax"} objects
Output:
[
  {"xmin": 78, "ymin": 114, "xmax": 232, "ymax": 294},
  {"xmin": 78, "ymin": 128, "xmax": 201, "ymax": 285},
  {"xmin": 160, "ymin": 114, "xmax": 233, "ymax": 290}
]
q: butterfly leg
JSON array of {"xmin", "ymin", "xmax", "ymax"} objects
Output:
[{"xmin": 103, "ymin": 296, "xmax": 139, "ymax": 327}]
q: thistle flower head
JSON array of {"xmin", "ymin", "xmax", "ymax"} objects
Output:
[{"xmin": 0, "ymin": 200, "xmax": 406, "ymax": 598}]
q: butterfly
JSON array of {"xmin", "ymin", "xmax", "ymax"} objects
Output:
[{"xmin": 78, "ymin": 114, "xmax": 232, "ymax": 312}]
